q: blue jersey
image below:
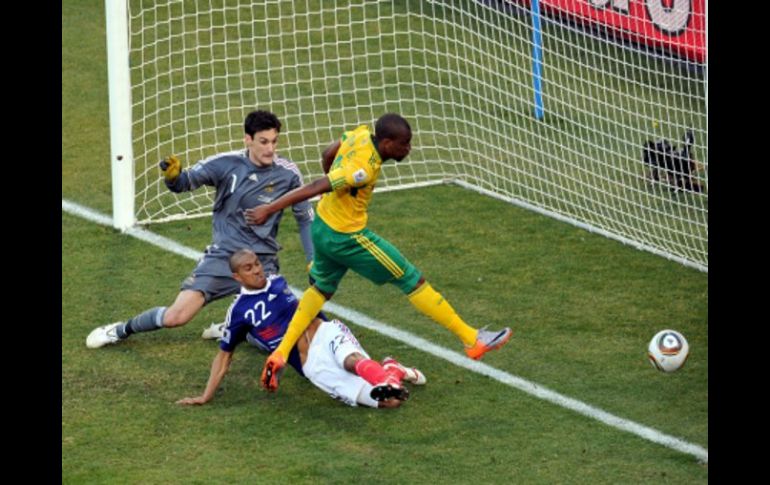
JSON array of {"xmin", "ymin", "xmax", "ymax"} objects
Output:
[{"xmin": 219, "ymin": 275, "xmax": 310, "ymax": 375}]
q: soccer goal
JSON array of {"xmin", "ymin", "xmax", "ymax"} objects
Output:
[{"xmin": 106, "ymin": 0, "xmax": 707, "ymax": 271}]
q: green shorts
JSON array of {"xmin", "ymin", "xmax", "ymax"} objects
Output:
[{"xmin": 309, "ymin": 216, "xmax": 422, "ymax": 295}]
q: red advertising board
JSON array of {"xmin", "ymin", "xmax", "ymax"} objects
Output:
[{"xmin": 517, "ymin": 0, "xmax": 706, "ymax": 63}]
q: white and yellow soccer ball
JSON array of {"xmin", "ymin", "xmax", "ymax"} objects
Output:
[{"xmin": 647, "ymin": 329, "xmax": 689, "ymax": 373}]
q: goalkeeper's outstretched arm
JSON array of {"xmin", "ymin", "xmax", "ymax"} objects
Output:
[{"xmin": 160, "ymin": 155, "xmax": 218, "ymax": 193}]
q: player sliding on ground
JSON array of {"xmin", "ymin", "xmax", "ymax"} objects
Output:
[
  {"xmin": 244, "ymin": 113, "xmax": 513, "ymax": 392},
  {"xmin": 177, "ymin": 249, "xmax": 425, "ymax": 409}
]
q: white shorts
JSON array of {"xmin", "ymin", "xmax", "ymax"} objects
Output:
[{"xmin": 301, "ymin": 319, "xmax": 375, "ymax": 407}]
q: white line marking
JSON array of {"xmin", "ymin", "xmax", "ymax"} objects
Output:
[{"xmin": 62, "ymin": 199, "xmax": 708, "ymax": 463}]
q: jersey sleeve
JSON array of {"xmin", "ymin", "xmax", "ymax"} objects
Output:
[
  {"xmin": 188, "ymin": 156, "xmax": 230, "ymax": 190},
  {"xmin": 168, "ymin": 155, "xmax": 230, "ymax": 192},
  {"xmin": 328, "ymin": 151, "xmax": 374, "ymax": 190},
  {"xmin": 218, "ymin": 300, "xmax": 249, "ymax": 353},
  {"xmin": 219, "ymin": 322, "xmax": 249, "ymax": 353},
  {"xmin": 326, "ymin": 130, "xmax": 375, "ymax": 190}
]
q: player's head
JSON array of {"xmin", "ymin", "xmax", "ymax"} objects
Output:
[
  {"xmin": 374, "ymin": 113, "xmax": 412, "ymax": 162},
  {"xmin": 244, "ymin": 110, "xmax": 282, "ymax": 167},
  {"xmin": 244, "ymin": 110, "xmax": 282, "ymax": 136},
  {"xmin": 230, "ymin": 249, "xmax": 267, "ymax": 290}
]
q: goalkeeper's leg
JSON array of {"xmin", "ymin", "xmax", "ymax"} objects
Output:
[
  {"xmin": 140, "ymin": 270, "xmax": 239, "ymax": 334},
  {"xmin": 85, "ymin": 291, "xmax": 205, "ymax": 349},
  {"xmin": 117, "ymin": 290, "xmax": 205, "ymax": 338},
  {"xmin": 86, "ymin": 267, "xmax": 240, "ymax": 348}
]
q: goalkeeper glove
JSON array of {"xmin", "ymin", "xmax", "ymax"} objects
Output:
[
  {"xmin": 261, "ymin": 351, "xmax": 286, "ymax": 392},
  {"xmin": 159, "ymin": 155, "xmax": 182, "ymax": 181}
]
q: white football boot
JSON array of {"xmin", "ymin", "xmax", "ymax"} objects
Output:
[{"xmin": 86, "ymin": 322, "xmax": 124, "ymax": 349}]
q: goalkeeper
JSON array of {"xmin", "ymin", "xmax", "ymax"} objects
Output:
[
  {"xmin": 245, "ymin": 113, "xmax": 513, "ymax": 392},
  {"xmin": 86, "ymin": 110, "xmax": 314, "ymax": 349}
]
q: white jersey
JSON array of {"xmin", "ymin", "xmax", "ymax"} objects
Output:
[{"xmin": 302, "ymin": 319, "xmax": 377, "ymax": 408}]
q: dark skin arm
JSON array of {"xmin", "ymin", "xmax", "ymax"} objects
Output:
[
  {"xmin": 244, "ymin": 177, "xmax": 332, "ymax": 225},
  {"xmin": 321, "ymin": 140, "xmax": 341, "ymax": 174},
  {"xmin": 245, "ymin": 140, "xmax": 340, "ymax": 225}
]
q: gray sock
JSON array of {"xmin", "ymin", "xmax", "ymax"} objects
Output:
[{"xmin": 117, "ymin": 307, "xmax": 166, "ymax": 338}]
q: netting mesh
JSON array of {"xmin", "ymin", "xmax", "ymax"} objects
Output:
[{"xmin": 125, "ymin": 0, "xmax": 707, "ymax": 270}]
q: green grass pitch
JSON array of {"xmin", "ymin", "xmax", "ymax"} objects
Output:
[{"xmin": 63, "ymin": 0, "xmax": 706, "ymax": 482}]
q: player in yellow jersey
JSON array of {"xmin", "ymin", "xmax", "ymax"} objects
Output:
[{"xmin": 244, "ymin": 113, "xmax": 512, "ymax": 391}]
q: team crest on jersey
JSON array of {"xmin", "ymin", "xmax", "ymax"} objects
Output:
[
  {"xmin": 265, "ymin": 183, "xmax": 274, "ymax": 193},
  {"xmin": 353, "ymin": 168, "xmax": 368, "ymax": 184}
]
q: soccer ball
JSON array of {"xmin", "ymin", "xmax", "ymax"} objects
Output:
[{"xmin": 647, "ymin": 329, "xmax": 689, "ymax": 373}]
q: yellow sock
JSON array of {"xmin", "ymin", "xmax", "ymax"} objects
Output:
[
  {"xmin": 274, "ymin": 286, "xmax": 326, "ymax": 358},
  {"xmin": 407, "ymin": 283, "xmax": 478, "ymax": 346}
]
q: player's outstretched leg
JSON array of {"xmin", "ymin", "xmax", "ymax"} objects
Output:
[
  {"xmin": 85, "ymin": 307, "xmax": 166, "ymax": 349},
  {"xmin": 407, "ymin": 281, "xmax": 513, "ymax": 360}
]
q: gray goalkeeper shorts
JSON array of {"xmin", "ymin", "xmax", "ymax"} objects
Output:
[{"xmin": 181, "ymin": 253, "xmax": 279, "ymax": 304}]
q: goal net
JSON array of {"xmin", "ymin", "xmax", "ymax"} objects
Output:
[{"xmin": 108, "ymin": 0, "xmax": 707, "ymax": 271}]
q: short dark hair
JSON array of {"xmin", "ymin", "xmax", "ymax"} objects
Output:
[
  {"xmin": 374, "ymin": 113, "xmax": 411, "ymax": 141},
  {"xmin": 244, "ymin": 110, "xmax": 281, "ymax": 137},
  {"xmin": 229, "ymin": 248, "xmax": 257, "ymax": 272}
]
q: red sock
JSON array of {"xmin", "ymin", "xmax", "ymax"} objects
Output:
[
  {"xmin": 383, "ymin": 360, "xmax": 406, "ymax": 381},
  {"xmin": 354, "ymin": 359, "xmax": 389, "ymax": 385}
]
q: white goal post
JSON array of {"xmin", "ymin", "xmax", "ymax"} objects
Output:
[{"xmin": 106, "ymin": 0, "xmax": 707, "ymax": 271}]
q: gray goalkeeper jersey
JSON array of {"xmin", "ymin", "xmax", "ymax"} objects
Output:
[{"xmin": 167, "ymin": 149, "xmax": 314, "ymax": 277}]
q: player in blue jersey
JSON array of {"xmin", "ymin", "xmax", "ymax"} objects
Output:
[
  {"xmin": 86, "ymin": 110, "xmax": 315, "ymax": 349},
  {"xmin": 176, "ymin": 249, "xmax": 426, "ymax": 408}
]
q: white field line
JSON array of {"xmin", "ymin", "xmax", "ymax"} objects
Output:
[{"xmin": 62, "ymin": 199, "xmax": 708, "ymax": 463}]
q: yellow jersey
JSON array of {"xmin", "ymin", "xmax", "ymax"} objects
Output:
[{"xmin": 317, "ymin": 125, "xmax": 383, "ymax": 233}]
